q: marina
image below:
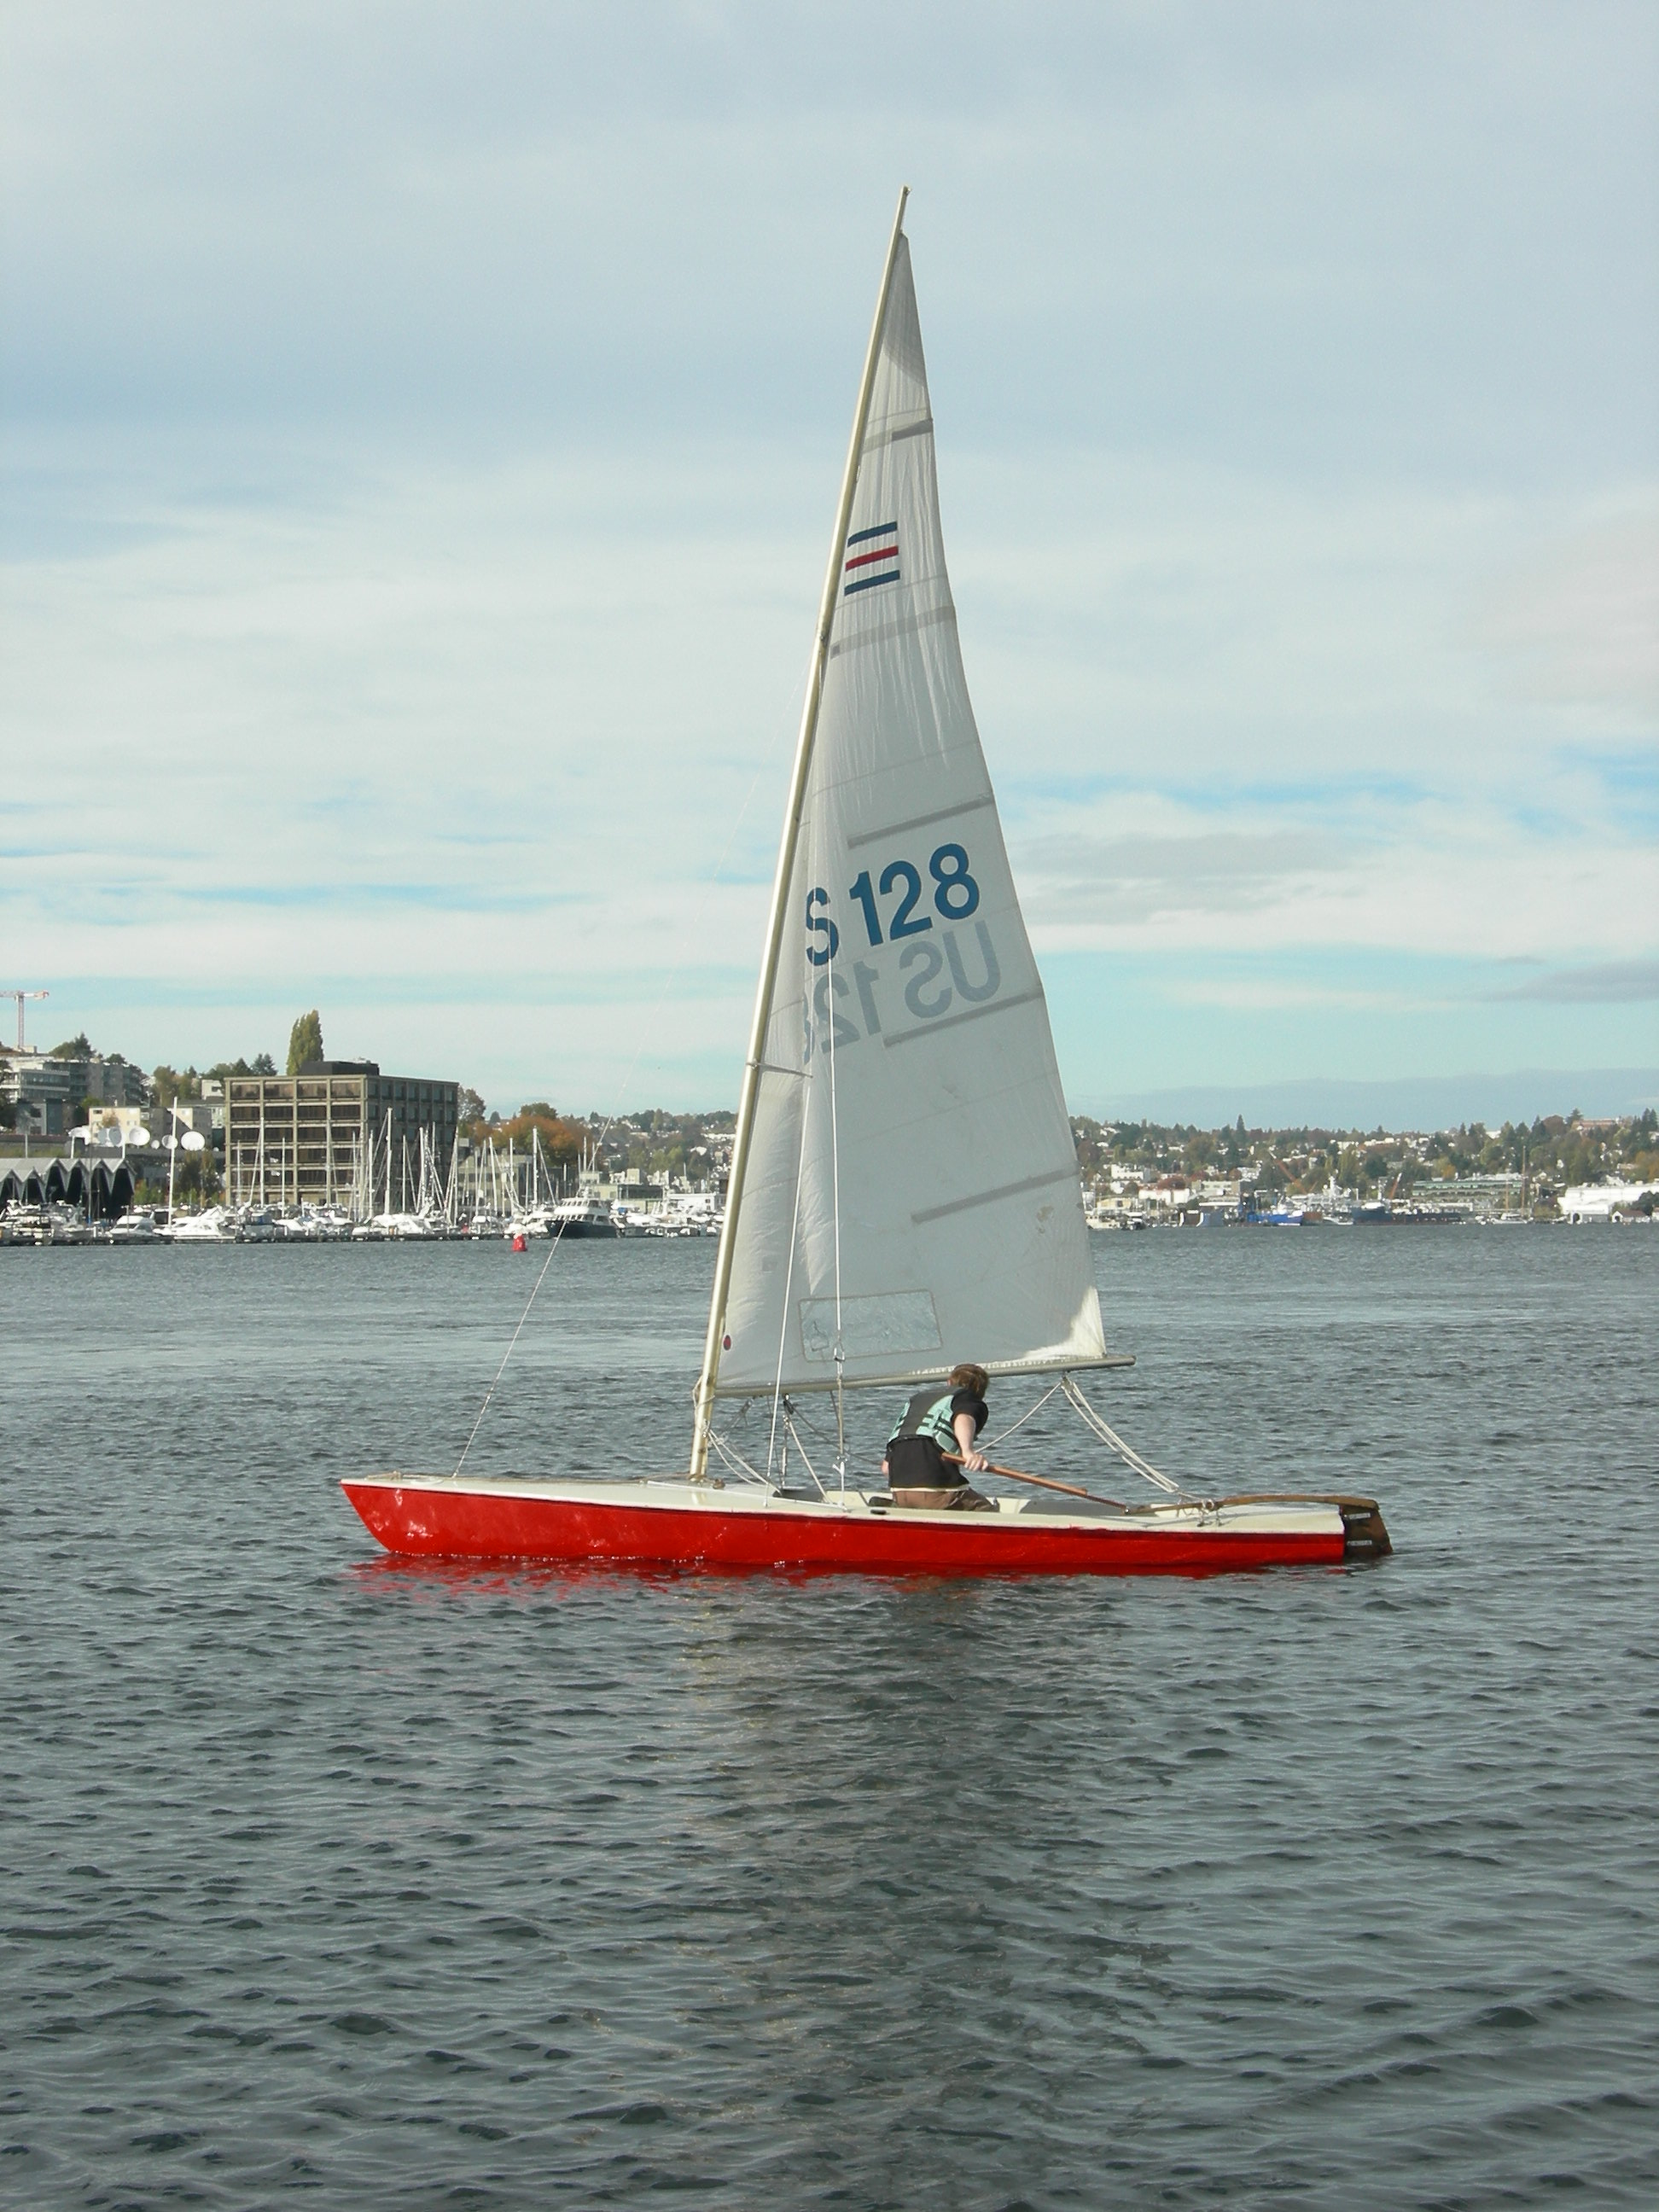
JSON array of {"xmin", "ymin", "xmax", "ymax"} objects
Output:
[{"xmin": 6, "ymin": 1168, "xmax": 1650, "ymax": 1247}]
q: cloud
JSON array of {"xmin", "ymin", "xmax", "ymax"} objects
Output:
[
  {"xmin": 1502, "ymin": 959, "xmax": 1659, "ymax": 1004},
  {"xmin": 1019, "ymin": 828, "xmax": 1341, "ymax": 924},
  {"xmin": 1469, "ymin": 503, "xmax": 1659, "ymax": 719},
  {"xmin": 5, "ymin": 8, "xmax": 1656, "ymax": 475}
]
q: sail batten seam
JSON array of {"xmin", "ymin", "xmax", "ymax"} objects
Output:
[
  {"xmin": 830, "ymin": 602, "xmax": 956, "ymax": 662},
  {"xmin": 847, "ymin": 788, "xmax": 992, "ymax": 847},
  {"xmin": 862, "ymin": 413, "xmax": 934, "ymax": 453},
  {"xmin": 883, "ymin": 985, "xmax": 1044, "ymax": 1048},
  {"xmin": 911, "ymin": 1165, "xmax": 1081, "ymax": 1226}
]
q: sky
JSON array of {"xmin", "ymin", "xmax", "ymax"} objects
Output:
[{"xmin": 3, "ymin": 3, "xmax": 1656, "ymax": 1123}]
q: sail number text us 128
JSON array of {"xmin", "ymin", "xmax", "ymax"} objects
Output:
[
  {"xmin": 800, "ymin": 842, "xmax": 1002, "ymax": 1058},
  {"xmin": 806, "ymin": 841, "xmax": 980, "ymax": 964}
]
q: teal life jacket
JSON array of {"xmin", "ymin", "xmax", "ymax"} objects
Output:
[{"xmin": 888, "ymin": 1388, "xmax": 960, "ymax": 1452}]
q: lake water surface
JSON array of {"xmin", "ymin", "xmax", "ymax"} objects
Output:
[{"xmin": 4, "ymin": 1227, "xmax": 1656, "ymax": 2207}]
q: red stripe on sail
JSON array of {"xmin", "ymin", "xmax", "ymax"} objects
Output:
[{"xmin": 845, "ymin": 544, "xmax": 899, "ymax": 571}]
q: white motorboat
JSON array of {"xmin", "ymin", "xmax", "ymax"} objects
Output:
[
  {"xmin": 108, "ymin": 1211, "xmax": 161, "ymax": 1244},
  {"xmin": 166, "ymin": 1206, "xmax": 240, "ymax": 1243}
]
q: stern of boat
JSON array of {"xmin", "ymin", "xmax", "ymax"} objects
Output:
[{"xmin": 1335, "ymin": 1497, "xmax": 1392, "ymax": 1558}]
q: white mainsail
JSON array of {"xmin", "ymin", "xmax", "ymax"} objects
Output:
[{"xmin": 702, "ymin": 209, "xmax": 1108, "ymax": 1417}]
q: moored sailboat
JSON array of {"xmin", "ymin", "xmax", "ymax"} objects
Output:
[{"xmin": 344, "ymin": 194, "xmax": 1388, "ymax": 1575}]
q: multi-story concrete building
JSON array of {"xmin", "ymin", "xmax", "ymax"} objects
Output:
[
  {"xmin": 224, "ymin": 1061, "xmax": 459, "ymax": 1211},
  {"xmin": 0, "ymin": 1051, "xmax": 150, "ymax": 1138}
]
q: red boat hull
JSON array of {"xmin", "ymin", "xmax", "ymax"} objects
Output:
[{"xmin": 341, "ymin": 1477, "xmax": 1351, "ymax": 1577}]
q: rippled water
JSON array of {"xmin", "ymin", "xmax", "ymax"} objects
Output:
[{"xmin": 4, "ymin": 1228, "xmax": 1656, "ymax": 2207}]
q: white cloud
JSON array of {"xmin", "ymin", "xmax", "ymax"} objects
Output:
[{"xmin": 1467, "ymin": 500, "xmax": 1659, "ymax": 719}]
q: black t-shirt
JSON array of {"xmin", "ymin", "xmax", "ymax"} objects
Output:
[{"xmin": 948, "ymin": 1388, "xmax": 988, "ymax": 1440}]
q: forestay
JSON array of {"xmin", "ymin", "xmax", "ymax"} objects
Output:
[{"xmin": 712, "ymin": 230, "xmax": 1109, "ymax": 1400}]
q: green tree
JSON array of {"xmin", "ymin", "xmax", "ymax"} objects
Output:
[
  {"xmin": 151, "ymin": 1065, "xmax": 203, "ymax": 1109},
  {"xmin": 287, "ymin": 1010, "xmax": 324, "ymax": 1074}
]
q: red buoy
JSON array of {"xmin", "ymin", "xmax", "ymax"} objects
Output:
[{"xmin": 511, "ymin": 1232, "xmax": 527, "ymax": 1252}]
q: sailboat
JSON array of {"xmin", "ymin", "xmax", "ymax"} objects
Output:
[{"xmin": 344, "ymin": 194, "xmax": 1388, "ymax": 1575}]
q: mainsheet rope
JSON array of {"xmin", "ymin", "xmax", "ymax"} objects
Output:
[
  {"xmin": 731, "ymin": 1373, "xmax": 1188, "ymax": 1500},
  {"xmin": 763, "ymin": 1061, "xmax": 816, "ymax": 1485},
  {"xmin": 1060, "ymin": 1374, "xmax": 1183, "ymax": 1494}
]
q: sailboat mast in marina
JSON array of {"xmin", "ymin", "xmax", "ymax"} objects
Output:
[{"xmin": 344, "ymin": 195, "xmax": 1389, "ymax": 1575}]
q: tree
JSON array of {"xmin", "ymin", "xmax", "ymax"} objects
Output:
[
  {"xmin": 492, "ymin": 1104, "xmax": 587, "ymax": 1172},
  {"xmin": 49, "ymin": 1033, "xmax": 94, "ymax": 1060},
  {"xmin": 287, "ymin": 1010, "xmax": 324, "ymax": 1074},
  {"xmin": 252, "ymin": 1052, "xmax": 276, "ymax": 1075},
  {"xmin": 151, "ymin": 1065, "xmax": 203, "ymax": 1109},
  {"xmin": 457, "ymin": 1086, "xmax": 486, "ymax": 1127}
]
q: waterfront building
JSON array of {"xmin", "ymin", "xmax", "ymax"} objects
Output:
[
  {"xmin": 578, "ymin": 1164, "xmax": 667, "ymax": 1211},
  {"xmin": 0, "ymin": 1051, "xmax": 150, "ymax": 1138},
  {"xmin": 84, "ymin": 1106, "xmax": 153, "ymax": 1146},
  {"xmin": 224, "ymin": 1061, "xmax": 458, "ymax": 1210},
  {"xmin": 0, "ymin": 1152, "xmax": 135, "ymax": 1220},
  {"xmin": 1558, "ymin": 1179, "xmax": 1659, "ymax": 1223},
  {"xmin": 166, "ymin": 1097, "xmax": 222, "ymax": 1144}
]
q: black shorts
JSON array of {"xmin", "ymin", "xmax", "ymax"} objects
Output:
[{"xmin": 886, "ymin": 1435, "xmax": 961, "ymax": 1490}]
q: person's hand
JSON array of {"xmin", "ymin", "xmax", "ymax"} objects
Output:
[{"xmin": 962, "ymin": 1448, "xmax": 989, "ymax": 1474}]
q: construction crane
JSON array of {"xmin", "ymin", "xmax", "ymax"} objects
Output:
[{"xmin": 3, "ymin": 989, "xmax": 49, "ymax": 1050}]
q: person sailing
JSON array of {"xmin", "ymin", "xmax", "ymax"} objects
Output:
[{"xmin": 883, "ymin": 1362, "xmax": 996, "ymax": 1511}]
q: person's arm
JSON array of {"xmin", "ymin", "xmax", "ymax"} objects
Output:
[{"xmin": 953, "ymin": 1411, "xmax": 988, "ymax": 1474}]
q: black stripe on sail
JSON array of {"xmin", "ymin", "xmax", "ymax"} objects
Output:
[{"xmin": 845, "ymin": 567, "xmax": 900, "ymax": 594}]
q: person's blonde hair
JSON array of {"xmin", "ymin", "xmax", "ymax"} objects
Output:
[{"xmin": 948, "ymin": 1362, "xmax": 989, "ymax": 1396}]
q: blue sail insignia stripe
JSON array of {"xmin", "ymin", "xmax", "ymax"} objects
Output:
[
  {"xmin": 844, "ymin": 568, "xmax": 901, "ymax": 594},
  {"xmin": 847, "ymin": 521, "xmax": 899, "ymax": 546}
]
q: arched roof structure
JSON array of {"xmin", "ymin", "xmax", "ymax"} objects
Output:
[{"xmin": 0, "ymin": 1155, "xmax": 135, "ymax": 1219}]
